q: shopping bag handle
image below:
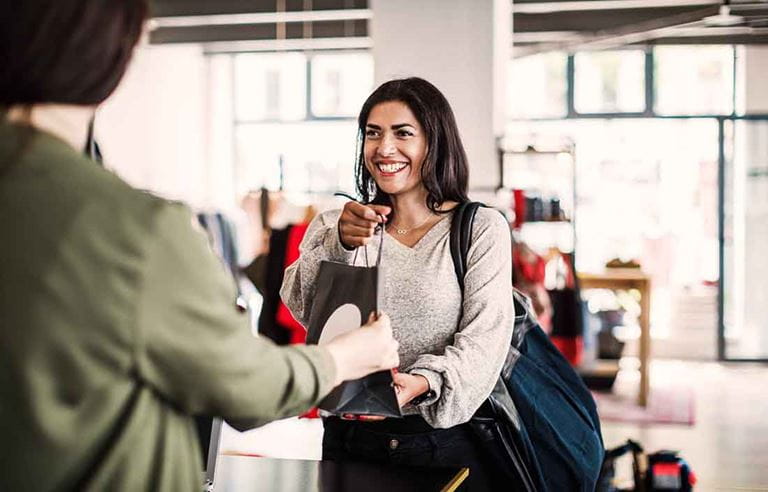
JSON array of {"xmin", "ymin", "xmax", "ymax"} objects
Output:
[{"xmin": 333, "ymin": 193, "xmax": 385, "ymax": 269}]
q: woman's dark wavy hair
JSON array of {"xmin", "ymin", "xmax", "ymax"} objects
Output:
[
  {"xmin": 0, "ymin": 0, "xmax": 149, "ymax": 106},
  {"xmin": 354, "ymin": 77, "xmax": 469, "ymax": 212}
]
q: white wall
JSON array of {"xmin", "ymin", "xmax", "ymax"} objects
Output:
[
  {"xmin": 97, "ymin": 43, "xmax": 229, "ymax": 211},
  {"xmin": 371, "ymin": 0, "xmax": 510, "ymax": 190}
]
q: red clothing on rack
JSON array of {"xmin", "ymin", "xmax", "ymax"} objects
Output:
[
  {"xmin": 274, "ymin": 223, "xmax": 319, "ymax": 418},
  {"xmin": 275, "ymin": 223, "xmax": 310, "ymax": 345}
]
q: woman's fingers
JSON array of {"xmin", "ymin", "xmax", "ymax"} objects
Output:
[
  {"xmin": 340, "ymin": 222, "xmax": 376, "ymax": 237},
  {"xmin": 344, "ymin": 202, "xmax": 389, "ymax": 225},
  {"xmin": 368, "ymin": 204, "xmax": 392, "ymax": 219},
  {"xmin": 340, "ymin": 234, "xmax": 373, "ymax": 248},
  {"xmin": 349, "ymin": 202, "xmax": 388, "ymax": 222}
]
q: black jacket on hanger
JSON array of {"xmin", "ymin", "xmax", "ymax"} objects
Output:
[{"xmin": 257, "ymin": 227, "xmax": 291, "ymax": 345}]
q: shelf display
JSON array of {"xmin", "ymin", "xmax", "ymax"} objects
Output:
[{"xmin": 498, "ymin": 139, "xmax": 584, "ymax": 366}]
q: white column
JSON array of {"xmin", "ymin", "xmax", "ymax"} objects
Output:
[
  {"xmin": 98, "ymin": 43, "xmax": 210, "ymax": 207},
  {"xmin": 370, "ymin": 0, "xmax": 510, "ymax": 191}
]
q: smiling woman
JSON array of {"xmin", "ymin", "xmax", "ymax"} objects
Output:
[
  {"xmin": 355, "ymin": 78, "xmax": 469, "ymax": 215},
  {"xmin": 280, "ymin": 77, "xmax": 515, "ymax": 489},
  {"xmin": 363, "ymin": 101, "xmax": 428, "ymax": 202}
]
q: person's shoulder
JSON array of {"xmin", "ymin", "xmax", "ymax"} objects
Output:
[
  {"xmin": 472, "ymin": 205, "xmax": 510, "ymax": 235},
  {"xmin": 14, "ymin": 127, "xmax": 166, "ymax": 223},
  {"xmin": 74, "ymin": 158, "xmax": 169, "ymax": 232}
]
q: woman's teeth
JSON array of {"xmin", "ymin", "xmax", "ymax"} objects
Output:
[{"xmin": 378, "ymin": 162, "xmax": 407, "ymax": 173}]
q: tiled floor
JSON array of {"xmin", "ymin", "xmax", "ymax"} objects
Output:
[
  {"xmin": 219, "ymin": 360, "xmax": 768, "ymax": 490},
  {"xmin": 602, "ymin": 360, "xmax": 768, "ymax": 491}
]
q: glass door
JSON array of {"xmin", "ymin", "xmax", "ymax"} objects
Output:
[{"xmin": 721, "ymin": 118, "xmax": 768, "ymax": 361}]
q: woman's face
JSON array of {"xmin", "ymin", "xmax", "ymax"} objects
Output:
[{"xmin": 363, "ymin": 100, "xmax": 428, "ymax": 198}]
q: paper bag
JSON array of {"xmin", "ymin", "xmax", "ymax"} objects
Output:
[{"xmin": 305, "ymin": 232, "xmax": 401, "ymax": 418}]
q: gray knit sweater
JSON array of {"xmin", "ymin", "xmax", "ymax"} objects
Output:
[{"xmin": 280, "ymin": 207, "xmax": 514, "ymax": 428}]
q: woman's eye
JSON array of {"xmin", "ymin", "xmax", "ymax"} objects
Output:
[
  {"xmin": 398, "ymin": 130, "xmax": 414, "ymax": 137},
  {"xmin": 365, "ymin": 129, "xmax": 379, "ymax": 138}
]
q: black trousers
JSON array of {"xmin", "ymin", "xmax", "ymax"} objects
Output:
[{"xmin": 322, "ymin": 416, "xmax": 504, "ymax": 491}]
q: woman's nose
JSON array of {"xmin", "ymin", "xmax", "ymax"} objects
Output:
[{"xmin": 377, "ymin": 134, "xmax": 396, "ymax": 156}]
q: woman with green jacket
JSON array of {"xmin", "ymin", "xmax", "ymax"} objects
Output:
[{"xmin": 0, "ymin": 1, "xmax": 399, "ymax": 490}]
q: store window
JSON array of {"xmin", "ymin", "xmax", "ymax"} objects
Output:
[
  {"xmin": 310, "ymin": 52, "xmax": 373, "ymax": 117},
  {"xmin": 231, "ymin": 51, "xmax": 373, "ymax": 196},
  {"xmin": 655, "ymin": 45, "xmax": 734, "ymax": 115},
  {"xmin": 574, "ymin": 50, "xmax": 645, "ymax": 114},
  {"xmin": 508, "ymin": 52, "xmax": 567, "ymax": 118},
  {"xmin": 723, "ymin": 120, "xmax": 768, "ymax": 359},
  {"xmin": 234, "ymin": 52, "xmax": 307, "ymax": 122},
  {"xmin": 235, "ymin": 121, "xmax": 358, "ymax": 197},
  {"xmin": 507, "ymin": 118, "xmax": 719, "ymax": 358}
]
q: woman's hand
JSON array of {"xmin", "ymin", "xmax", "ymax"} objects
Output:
[
  {"xmin": 338, "ymin": 201, "xmax": 391, "ymax": 249},
  {"xmin": 392, "ymin": 372, "xmax": 430, "ymax": 407},
  {"xmin": 341, "ymin": 370, "xmax": 429, "ymax": 422},
  {"xmin": 324, "ymin": 312, "xmax": 399, "ymax": 387}
]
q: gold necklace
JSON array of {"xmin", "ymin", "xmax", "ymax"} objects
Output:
[{"xmin": 389, "ymin": 214, "xmax": 433, "ymax": 235}]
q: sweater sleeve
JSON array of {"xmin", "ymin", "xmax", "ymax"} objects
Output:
[
  {"xmin": 135, "ymin": 202, "xmax": 337, "ymax": 430},
  {"xmin": 280, "ymin": 209, "xmax": 356, "ymax": 328},
  {"xmin": 407, "ymin": 209, "xmax": 515, "ymax": 428}
]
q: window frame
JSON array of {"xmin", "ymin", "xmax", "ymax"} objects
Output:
[{"xmin": 233, "ymin": 49, "xmax": 371, "ymax": 125}]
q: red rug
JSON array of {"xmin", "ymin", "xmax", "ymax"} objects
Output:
[{"xmin": 593, "ymin": 386, "xmax": 696, "ymax": 426}]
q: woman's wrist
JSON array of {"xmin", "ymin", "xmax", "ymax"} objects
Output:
[
  {"xmin": 408, "ymin": 374, "xmax": 435, "ymax": 406},
  {"xmin": 406, "ymin": 374, "xmax": 432, "ymax": 405}
]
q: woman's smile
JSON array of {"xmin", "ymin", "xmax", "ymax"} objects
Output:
[{"xmin": 375, "ymin": 160, "xmax": 409, "ymax": 176}]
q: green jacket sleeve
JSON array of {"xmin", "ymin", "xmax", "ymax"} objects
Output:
[{"xmin": 135, "ymin": 202, "xmax": 336, "ymax": 430}]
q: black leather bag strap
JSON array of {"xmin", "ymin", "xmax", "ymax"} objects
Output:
[
  {"xmin": 449, "ymin": 201, "xmax": 483, "ymax": 292},
  {"xmin": 451, "ymin": 202, "xmax": 539, "ymax": 492}
]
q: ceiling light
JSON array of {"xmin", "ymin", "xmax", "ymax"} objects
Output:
[{"xmin": 703, "ymin": 5, "xmax": 745, "ymax": 27}]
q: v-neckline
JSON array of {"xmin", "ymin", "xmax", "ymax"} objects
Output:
[{"xmin": 385, "ymin": 213, "xmax": 452, "ymax": 251}]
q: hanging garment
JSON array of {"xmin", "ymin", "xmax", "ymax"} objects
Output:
[
  {"xmin": 547, "ymin": 251, "xmax": 583, "ymax": 366},
  {"xmin": 196, "ymin": 212, "xmax": 240, "ymax": 281},
  {"xmin": 513, "ymin": 242, "xmax": 553, "ymax": 332},
  {"xmin": 275, "ymin": 223, "xmax": 310, "ymax": 344},
  {"xmin": 257, "ymin": 227, "xmax": 292, "ymax": 345}
]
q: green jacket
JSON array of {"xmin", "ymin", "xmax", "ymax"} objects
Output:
[{"xmin": 0, "ymin": 122, "xmax": 336, "ymax": 490}]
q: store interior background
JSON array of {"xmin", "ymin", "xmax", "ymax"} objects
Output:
[{"xmin": 93, "ymin": 0, "xmax": 767, "ymax": 489}]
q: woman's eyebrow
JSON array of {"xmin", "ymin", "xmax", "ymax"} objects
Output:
[{"xmin": 365, "ymin": 123, "xmax": 416, "ymax": 130}]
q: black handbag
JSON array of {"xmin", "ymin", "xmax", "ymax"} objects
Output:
[{"xmin": 451, "ymin": 202, "xmax": 605, "ymax": 492}]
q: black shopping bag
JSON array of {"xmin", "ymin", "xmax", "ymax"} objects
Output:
[{"xmin": 305, "ymin": 228, "xmax": 401, "ymax": 418}]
